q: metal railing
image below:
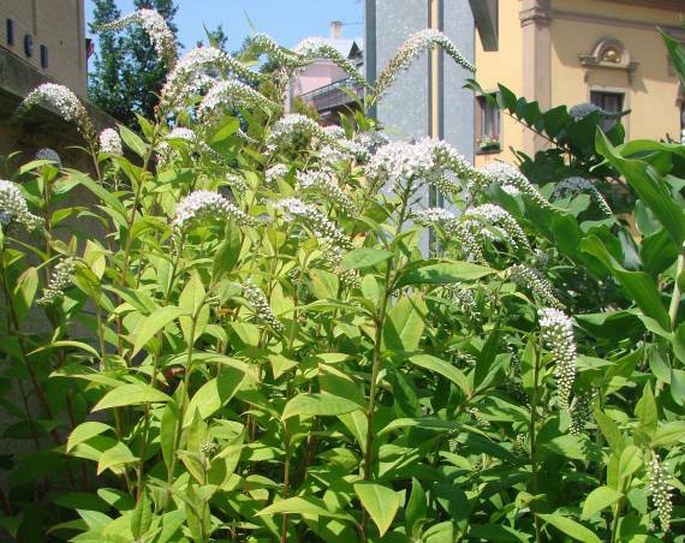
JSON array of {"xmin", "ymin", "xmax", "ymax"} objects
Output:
[{"xmin": 299, "ymin": 78, "xmax": 365, "ymax": 112}]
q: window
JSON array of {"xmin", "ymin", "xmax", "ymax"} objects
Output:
[
  {"xmin": 591, "ymin": 91, "xmax": 624, "ymax": 130},
  {"xmin": 6, "ymin": 19, "xmax": 14, "ymax": 46},
  {"xmin": 40, "ymin": 45, "xmax": 48, "ymax": 69},
  {"xmin": 476, "ymin": 93, "xmax": 501, "ymax": 153}
]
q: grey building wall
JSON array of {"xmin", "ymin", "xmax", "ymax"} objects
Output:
[{"xmin": 365, "ymin": 0, "xmax": 475, "ymax": 160}]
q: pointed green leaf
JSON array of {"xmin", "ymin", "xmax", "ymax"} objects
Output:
[
  {"xmin": 382, "ymin": 294, "xmax": 426, "ymax": 351},
  {"xmin": 185, "ymin": 366, "xmax": 245, "ymax": 424},
  {"xmin": 539, "ymin": 513, "xmax": 601, "ymax": 543},
  {"xmin": 256, "ymin": 496, "xmax": 354, "ymax": 522},
  {"xmin": 408, "ymin": 354, "xmax": 470, "ymax": 395},
  {"xmin": 97, "ymin": 442, "xmax": 138, "ymax": 475},
  {"xmin": 353, "ymin": 482, "xmax": 401, "ymax": 537},
  {"xmin": 131, "ymin": 306, "xmax": 188, "ymax": 357},
  {"xmin": 396, "ymin": 261, "xmax": 495, "ymax": 288},
  {"xmin": 581, "ymin": 486, "xmax": 623, "ymax": 520},
  {"xmin": 282, "ymin": 393, "xmax": 361, "ymax": 420},
  {"xmin": 341, "ymin": 248, "xmax": 394, "ymax": 271},
  {"xmin": 93, "ymin": 384, "xmax": 172, "ymax": 411},
  {"xmin": 67, "ymin": 421, "xmax": 113, "ymax": 452}
]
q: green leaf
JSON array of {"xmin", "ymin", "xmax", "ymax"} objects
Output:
[
  {"xmin": 341, "ymin": 248, "xmax": 394, "ymax": 270},
  {"xmin": 353, "ymin": 482, "xmax": 401, "ymax": 537},
  {"xmin": 618, "ymin": 445, "xmax": 643, "ymax": 480},
  {"xmin": 596, "ymin": 130, "xmax": 685, "ymax": 247},
  {"xmin": 32, "ymin": 340, "xmax": 100, "ymax": 359},
  {"xmin": 185, "ymin": 366, "xmax": 245, "ymax": 424},
  {"xmin": 405, "ymin": 478, "xmax": 427, "ymax": 536},
  {"xmin": 538, "ymin": 513, "xmax": 601, "ymax": 543},
  {"xmin": 118, "ymin": 124, "xmax": 148, "ymax": 158},
  {"xmin": 178, "ymin": 272, "xmax": 208, "ymax": 347},
  {"xmin": 67, "ymin": 422, "xmax": 112, "ymax": 452},
  {"xmin": 635, "ymin": 382, "xmax": 658, "ymax": 440},
  {"xmin": 256, "ymin": 496, "xmax": 353, "ymax": 522},
  {"xmin": 395, "ymin": 261, "xmax": 494, "ymax": 288},
  {"xmin": 281, "ymin": 393, "xmax": 361, "ymax": 420},
  {"xmin": 93, "ymin": 384, "xmax": 172, "ymax": 411},
  {"xmin": 660, "ymin": 27, "xmax": 685, "ymax": 86},
  {"xmin": 131, "ymin": 306, "xmax": 189, "ymax": 358},
  {"xmin": 212, "ymin": 221, "xmax": 242, "ymax": 280},
  {"xmin": 13, "ymin": 267, "xmax": 38, "ymax": 323},
  {"xmin": 130, "ymin": 490, "xmax": 153, "ymax": 541},
  {"xmin": 382, "ymin": 294, "xmax": 426, "ymax": 352},
  {"xmin": 408, "ymin": 354, "xmax": 470, "ymax": 395},
  {"xmin": 474, "ymin": 329, "xmax": 501, "ymax": 391},
  {"xmin": 97, "ymin": 442, "xmax": 138, "ymax": 475},
  {"xmin": 581, "ymin": 486, "xmax": 623, "ymax": 520},
  {"xmin": 580, "ymin": 235, "xmax": 670, "ymax": 330},
  {"xmin": 593, "ymin": 409, "xmax": 625, "ymax": 455}
]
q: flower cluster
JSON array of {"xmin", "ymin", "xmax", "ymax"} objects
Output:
[
  {"xmin": 242, "ymin": 280, "xmax": 283, "ymax": 333},
  {"xmin": 462, "ymin": 204, "xmax": 530, "ymax": 251},
  {"xmin": 552, "ymin": 177, "xmax": 613, "ymax": 216},
  {"xmin": 375, "ymin": 29, "xmax": 475, "ymax": 99},
  {"xmin": 413, "ymin": 207, "xmax": 459, "ymax": 234},
  {"xmin": 267, "ymin": 114, "xmax": 338, "ymax": 156},
  {"xmin": 0, "ymin": 180, "xmax": 44, "ymax": 232},
  {"xmin": 248, "ymin": 33, "xmax": 303, "ymax": 68},
  {"xmin": 159, "ymin": 46, "xmax": 259, "ymax": 112},
  {"xmin": 97, "ymin": 9, "xmax": 177, "ymax": 66},
  {"xmin": 35, "ymin": 148, "xmax": 62, "ymax": 167},
  {"xmin": 264, "ymin": 164, "xmax": 291, "ymax": 188},
  {"xmin": 366, "ymin": 138, "xmax": 476, "ymax": 195},
  {"xmin": 99, "ymin": 128, "xmax": 123, "ymax": 155},
  {"xmin": 225, "ymin": 172, "xmax": 249, "ymax": 195},
  {"xmin": 297, "ymin": 38, "xmax": 367, "ymax": 87},
  {"xmin": 295, "ymin": 170, "xmax": 357, "ymax": 215},
  {"xmin": 37, "ymin": 258, "xmax": 76, "ymax": 306},
  {"xmin": 479, "ymin": 162, "xmax": 551, "ymax": 208},
  {"xmin": 538, "ymin": 308, "xmax": 576, "ymax": 410},
  {"xmin": 568, "ymin": 102, "xmax": 624, "ymax": 121},
  {"xmin": 198, "ymin": 80, "xmax": 278, "ymax": 122},
  {"xmin": 173, "ymin": 191, "xmax": 257, "ymax": 230},
  {"xmin": 18, "ymin": 84, "xmax": 94, "ymax": 140},
  {"xmin": 648, "ymin": 452, "xmax": 673, "ymax": 532},
  {"xmin": 412, "ymin": 207, "xmax": 486, "ymax": 261},
  {"xmin": 569, "ymin": 388, "xmax": 595, "ymax": 437},
  {"xmin": 509, "ymin": 265, "xmax": 563, "ymax": 309},
  {"xmin": 274, "ymin": 197, "xmax": 351, "ymax": 251},
  {"xmin": 156, "ymin": 127, "xmax": 202, "ymax": 167}
]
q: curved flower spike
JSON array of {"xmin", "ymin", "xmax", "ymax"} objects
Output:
[
  {"xmin": 97, "ymin": 9, "xmax": 177, "ymax": 67},
  {"xmin": 0, "ymin": 179, "xmax": 44, "ymax": 232},
  {"xmin": 375, "ymin": 29, "xmax": 475, "ymax": 100},
  {"xmin": 16, "ymin": 84, "xmax": 95, "ymax": 141}
]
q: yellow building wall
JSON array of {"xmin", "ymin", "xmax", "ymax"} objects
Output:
[
  {"xmin": 551, "ymin": 0, "xmax": 682, "ymax": 141},
  {"xmin": 2, "ymin": 0, "xmax": 87, "ymax": 95},
  {"xmin": 475, "ymin": 0, "xmax": 525, "ymax": 167},
  {"xmin": 475, "ymin": 0, "xmax": 683, "ymax": 168}
]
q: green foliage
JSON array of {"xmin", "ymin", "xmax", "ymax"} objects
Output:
[{"xmin": 1, "ymin": 13, "xmax": 684, "ymax": 543}]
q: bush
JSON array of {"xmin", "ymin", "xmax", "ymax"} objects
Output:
[{"xmin": 0, "ymin": 9, "xmax": 682, "ymax": 542}]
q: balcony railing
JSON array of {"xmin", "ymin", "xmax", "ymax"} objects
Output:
[{"xmin": 298, "ymin": 78, "xmax": 365, "ymax": 112}]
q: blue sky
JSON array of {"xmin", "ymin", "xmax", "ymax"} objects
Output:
[{"xmin": 86, "ymin": 0, "xmax": 363, "ymax": 53}]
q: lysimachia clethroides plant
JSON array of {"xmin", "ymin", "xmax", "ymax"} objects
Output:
[{"xmin": 0, "ymin": 8, "xmax": 682, "ymax": 543}]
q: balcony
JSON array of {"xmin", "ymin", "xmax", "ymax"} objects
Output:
[{"xmin": 298, "ymin": 77, "xmax": 365, "ymax": 120}]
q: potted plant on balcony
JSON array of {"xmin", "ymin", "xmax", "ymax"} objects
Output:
[{"xmin": 477, "ymin": 133, "xmax": 500, "ymax": 152}]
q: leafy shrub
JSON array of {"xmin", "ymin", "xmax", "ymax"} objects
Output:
[{"xmin": 0, "ymin": 10, "xmax": 682, "ymax": 543}]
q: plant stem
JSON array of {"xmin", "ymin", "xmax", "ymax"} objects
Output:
[
  {"xmin": 530, "ymin": 338, "xmax": 542, "ymax": 543},
  {"xmin": 668, "ymin": 242, "xmax": 685, "ymax": 328}
]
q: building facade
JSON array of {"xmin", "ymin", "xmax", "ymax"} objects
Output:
[
  {"xmin": 289, "ymin": 22, "xmax": 365, "ymax": 124},
  {"xmin": 475, "ymin": 0, "xmax": 685, "ymax": 166},
  {"xmin": 365, "ymin": 0, "xmax": 490, "ymax": 162},
  {"xmin": 3, "ymin": 0, "xmax": 88, "ymax": 96}
]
